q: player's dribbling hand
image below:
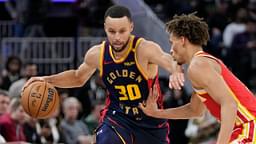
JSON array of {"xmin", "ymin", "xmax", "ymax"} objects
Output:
[
  {"xmin": 139, "ymin": 84, "xmax": 161, "ymax": 117},
  {"xmin": 22, "ymin": 77, "xmax": 45, "ymax": 93},
  {"xmin": 169, "ymin": 66, "xmax": 184, "ymax": 90}
]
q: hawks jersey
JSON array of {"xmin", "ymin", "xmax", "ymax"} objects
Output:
[
  {"xmin": 99, "ymin": 35, "xmax": 167, "ymax": 128},
  {"xmin": 193, "ymin": 51, "xmax": 256, "ymax": 125}
]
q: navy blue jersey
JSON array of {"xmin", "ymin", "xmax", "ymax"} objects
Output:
[{"xmin": 99, "ymin": 35, "xmax": 167, "ymax": 129}]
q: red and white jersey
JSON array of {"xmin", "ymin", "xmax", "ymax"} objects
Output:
[{"xmin": 193, "ymin": 51, "xmax": 256, "ymax": 125}]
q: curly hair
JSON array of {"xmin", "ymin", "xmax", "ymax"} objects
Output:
[{"xmin": 166, "ymin": 12, "xmax": 209, "ymax": 46}]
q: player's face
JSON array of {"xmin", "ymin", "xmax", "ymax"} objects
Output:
[
  {"xmin": 169, "ymin": 33, "xmax": 186, "ymax": 65},
  {"xmin": 104, "ymin": 16, "xmax": 133, "ymax": 52}
]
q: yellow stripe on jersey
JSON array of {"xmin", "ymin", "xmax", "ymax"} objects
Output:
[
  {"xmin": 236, "ymin": 123, "xmax": 248, "ymax": 143},
  {"xmin": 112, "ymin": 126, "xmax": 127, "ymax": 144},
  {"xmin": 227, "ymin": 87, "xmax": 255, "ymax": 122},
  {"xmin": 194, "ymin": 88, "xmax": 207, "ymax": 95},
  {"xmin": 236, "ymin": 116, "xmax": 244, "ymax": 126},
  {"xmin": 253, "ymin": 120, "xmax": 256, "ymax": 142},
  {"xmin": 99, "ymin": 41, "xmax": 105, "ymax": 77},
  {"xmin": 196, "ymin": 54, "xmax": 218, "ymax": 60},
  {"xmin": 109, "ymin": 35, "xmax": 134, "ymax": 64},
  {"xmin": 193, "ymin": 50, "xmax": 204, "ymax": 57},
  {"xmin": 134, "ymin": 38, "xmax": 148, "ymax": 80},
  {"xmin": 135, "ymin": 37, "xmax": 142, "ymax": 49},
  {"xmin": 230, "ymin": 120, "xmax": 256, "ymax": 143},
  {"xmin": 245, "ymin": 122, "xmax": 250, "ymax": 139}
]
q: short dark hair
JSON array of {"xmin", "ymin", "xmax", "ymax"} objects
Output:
[
  {"xmin": 166, "ymin": 12, "xmax": 209, "ymax": 46},
  {"xmin": 104, "ymin": 5, "xmax": 132, "ymax": 21}
]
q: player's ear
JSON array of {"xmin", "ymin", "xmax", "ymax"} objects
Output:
[
  {"xmin": 181, "ymin": 36, "xmax": 186, "ymax": 45},
  {"xmin": 104, "ymin": 23, "xmax": 107, "ymax": 32},
  {"xmin": 130, "ymin": 22, "xmax": 134, "ymax": 32}
]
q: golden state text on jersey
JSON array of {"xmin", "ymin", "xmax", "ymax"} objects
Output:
[{"xmin": 99, "ymin": 35, "xmax": 162, "ymax": 122}]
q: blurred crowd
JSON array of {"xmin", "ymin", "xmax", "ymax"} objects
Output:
[
  {"xmin": 0, "ymin": 56, "xmax": 106, "ymax": 144},
  {"xmin": 0, "ymin": 0, "xmax": 256, "ymax": 144}
]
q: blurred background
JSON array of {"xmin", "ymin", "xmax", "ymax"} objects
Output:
[{"xmin": 0, "ymin": 0, "xmax": 255, "ymax": 143}]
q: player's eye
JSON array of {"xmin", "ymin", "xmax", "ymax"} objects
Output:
[
  {"xmin": 119, "ymin": 30, "xmax": 126, "ymax": 34},
  {"xmin": 109, "ymin": 30, "xmax": 115, "ymax": 34}
]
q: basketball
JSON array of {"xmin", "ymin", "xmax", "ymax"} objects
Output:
[{"xmin": 21, "ymin": 81, "xmax": 59, "ymax": 119}]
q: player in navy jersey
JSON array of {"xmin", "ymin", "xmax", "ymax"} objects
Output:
[{"xmin": 24, "ymin": 5, "xmax": 184, "ymax": 144}]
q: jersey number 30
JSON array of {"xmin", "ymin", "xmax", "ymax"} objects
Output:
[{"xmin": 115, "ymin": 84, "xmax": 141, "ymax": 101}]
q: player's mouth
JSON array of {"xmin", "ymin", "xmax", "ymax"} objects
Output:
[{"xmin": 113, "ymin": 43, "xmax": 123, "ymax": 47}]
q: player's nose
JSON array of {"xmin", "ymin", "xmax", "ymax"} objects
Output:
[
  {"xmin": 170, "ymin": 49, "xmax": 174, "ymax": 56},
  {"xmin": 114, "ymin": 33, "xmax": 121, "ymax": 40}
]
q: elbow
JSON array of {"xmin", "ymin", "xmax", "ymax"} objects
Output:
[
  {"xmin": 76, "ymin": 74, "xmax": 87, "ymax": 87},
  {"xmin": 77, "ymin": 78, "xmax": 85, "ymax": 87},
  {"xmin": 193, "ymin": 109, "xmax": 205, "ymax": 118},
  {"xmin": 229, "ymin": 100, "xmax": 238, "ymax": 112},
  {"xmin": 222, "ymin": 99, "xmax": 238, "ymax": 115},
  {"xmin": 197, "ymin": 110, "xmax": 205, "ymax": 117},
  {"xmin": 190, "ymin": 105, "xmax": 205, "ymax": 118},
  {"xmin": 232, "ymin": 101, "xmax": 237, "ymax": 109},
  {"xmin": 224, "ymin": 98, "xmax": 237, "ymax": 109},
  {"xmin": 74, "ymin": 70, "xmax": 85, "ymax": 87}
]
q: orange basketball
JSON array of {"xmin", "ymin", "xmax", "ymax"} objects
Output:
[{"xmin": 21, "ymin": 81, "xmax": 59, "ymax": 119}]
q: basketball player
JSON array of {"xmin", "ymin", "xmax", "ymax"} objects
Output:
[
  {"xmin": 139, "ymin": 13, "xmax": 256, "ymax": 144},
  {"xmin": 24, "ymin": 5, "xmax": 184, "ymax": 144}
]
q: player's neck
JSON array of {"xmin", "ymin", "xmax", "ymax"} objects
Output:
[
  {"xmin": 112, "ymin": 39, "xmax": 131, "ymax": 59},
  {"xmin": 187, "ymin": 46, "xmax": 203, "ymax": 64}
]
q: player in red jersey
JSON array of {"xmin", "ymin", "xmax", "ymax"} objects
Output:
[{"xmin": 140, "ymin": 13, "xmax": 256, "ymax": 144}]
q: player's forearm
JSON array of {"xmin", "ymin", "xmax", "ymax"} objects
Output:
[
  {"xmin": 163, "ymin": 53, "xmax": 178, "ymax": 73},
  {"xmin": 43, "ymin": 70, "xmax": 85, "ymax": 88},
  {"xmin": 217, "ymin": 103, "xmax": 237, "ymax": 144},
  {"xmin": 155, "ymin": 103, "xmax": 203, "ymax": 119}
]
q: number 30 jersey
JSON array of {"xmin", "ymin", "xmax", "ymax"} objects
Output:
[{"xmin": 99, "ymin": 35, "xmax": 166, "ymax": 128}]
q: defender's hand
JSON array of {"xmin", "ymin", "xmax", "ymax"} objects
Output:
[
  {"xmin": 169, "ymin": 66, "xmax": 184, "ymax": 90},
  {"xmin": 139, "ymin": 84, "xmax": 161, "ymax": 117}
]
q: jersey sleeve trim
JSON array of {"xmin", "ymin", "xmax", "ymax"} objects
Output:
[
  {"xmin": 99, "ymin": 41, "xmax": 105, "ymax": 77},
  {"xmin": 134, "ymin": 38, "xmax": 148, "ymax": 80}
]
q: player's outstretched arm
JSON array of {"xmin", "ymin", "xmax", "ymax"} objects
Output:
[
  {"xmin": 188, "ymin": 57, "xmax": 237, "ymax": 144},
  {"xmin": 139, "ymin": 84, "xmax": 205, "ymax": 119},
  {"xmin": 24, "ymin": 45, "xmax": 100, "ymax": 89},
  {"xmin": 139, "ymin": 40, "xmax": 184, "ymax": 89}
]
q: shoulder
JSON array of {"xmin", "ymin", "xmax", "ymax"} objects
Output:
[
  {"xmin": 188, "ymin": 57, "xmax": 212, "ymax": 85},
  {"xmin": 85, "ymin": 44, "xmax": 102, "ymax": 58},
  {"xmin": 84, "ymin": 44, "xmax": 102, "ymax": 67},
  {"xmin": 188, "ymin": 56, "xmax": 221, "ymax": 87},
  {"xmin": 189, "ymin": 57, "xmax": 209, "ymax": 71},
  {"xmin": 138, "ymin": 39, "xmax": 161, "ymax": 50},
  {"xmin": 188, "ymin": 56, "xmax": 221, "ymax": 75},
  {"xmin": 85, "ymin": 44, "xmax": 102, "ymax": 60},
  {"xmin": 137, "ymin": 39, "xmax": 162, "ymax": 57}
]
